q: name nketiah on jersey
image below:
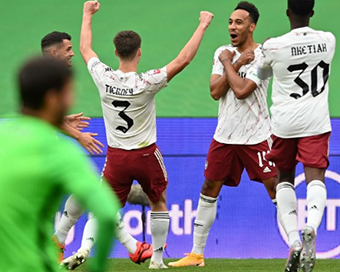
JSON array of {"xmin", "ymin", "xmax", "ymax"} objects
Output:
[
  {"xmin": 212, "ymin": 45, "xmax": 272, "ymax": 145},
  {"xmin": 260, "ymin": 27, "xmax": 336, "ymax": 138},
  {"xmin": 88, "ymin": 57, "xmax": 168, "ymax": 150}
]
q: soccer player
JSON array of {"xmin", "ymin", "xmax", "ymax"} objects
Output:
[
  {"xmin": 62, "ymin": 0, "xmax": 214, "ymax": 269},
  {"xmin": 41, "ymin": 31, "xmax": 104, "ymax": 156},
  {"xmin": 168, "ymin": 1, "xmax": 277, "ymax": 267},
  {"xmin": 41, "ymin": 31, "xmax": 105, "ymax": 261},
  {"xmin": 0, "ymin": 57, "xmax": 119, "ymax": 272},
  {"xmin": 258, "ymin": 0, "xmax": 336, "ymax": 271}
]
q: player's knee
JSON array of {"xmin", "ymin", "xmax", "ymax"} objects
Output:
[{"xmin": 200, "ymin": 179, "xmax": 223, "ymax": 198}]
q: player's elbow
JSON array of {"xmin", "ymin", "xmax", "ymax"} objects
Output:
[
  {"xmin": 209, "ymin": 86, "xmax": 222, "ymax": 100},
  {"xmin": 177, "ymin": 56, "xmax": 191, "ymax": 69},
  {"xmin": 210, "ymin": 91, "xmax": 221, "ymax": 100},
  {"xmin": 234, "ymin": 91, "xmax": 249, "ymax": 100}
]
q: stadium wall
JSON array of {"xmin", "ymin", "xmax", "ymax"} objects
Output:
[{"xmin": 57, "ymin": 118, "xmax": 340, "ymax": 259}]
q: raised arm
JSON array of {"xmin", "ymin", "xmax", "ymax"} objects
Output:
[
  {"xmin": 210, "ymin": 49, "xmax": 254, "ymax": 100},
  {"xmin": 219, "ymin": 49, "xmax": 257, "ymax": 99},
  {"xmin": 166, "ymin": 11, "xmax": 214, "ymax": 82},
  {"xmin": 80, "ymin": 1, "xmax": 100, "ymax": 64}
]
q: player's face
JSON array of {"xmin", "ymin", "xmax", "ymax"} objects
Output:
[
  {"xmin": 228, "ymin": 10, "xmax": 254, "ymax": 47},
  {"xmin": 55, "ymin": 39, "xmax": 75, "ymax": 67}
]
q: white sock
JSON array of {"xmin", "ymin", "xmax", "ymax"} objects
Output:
[
  {"xmin": 115, "ymin": 213, "xmax": 138, "ymax": 254},
  {"xmin": 192, "ymin": 194, "xmax": 217, "ymax": 255},
  {"xmin": 55, "ymin": 195, "xmax": 84, "ymax": 244},
  {"xmin": 306, "ymin": 180, "xmax": 327, "ymax": 233},
  {"xmin": 276, "ymin": 182, "xmax": 300, "ymax": 247},
  {"xmin": 150, "ymin": 211, "xmax": 170, "ymax": 264},
  {"xmin": 79, "ymin": 213, "xmax": 97, "ymax": 252},
  {"xmin": 273, "ymin": 198, "xmax": 286, "ymax": 234}
]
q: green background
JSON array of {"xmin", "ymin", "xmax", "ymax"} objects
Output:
[{"xmin": 0, "ymin": 0, "xmax": 338, "ymax": 117}]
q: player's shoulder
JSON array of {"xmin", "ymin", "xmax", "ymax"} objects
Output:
[
  {"xmin": 313, "ymin": 29, "xmax": 336, "ymax": 43},
  {"xmin": 88, "ymin": 57, "xmax": 116, "ymax": 73},
  {"xmin": 214, "ymin": 44, "xmax": 233, "ymax": 55}
]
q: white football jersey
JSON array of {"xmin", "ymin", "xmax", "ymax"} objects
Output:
[
  {"xmin": 260, "ymin": 27, "xmax": 336, "ymax": 138},
  {"xmin": 212, "ymin": 45, "xmax": 271, "ymax": 145},
  {"xmin": 87, "ymin": 57, "xmax": 168, "ymax": 150}
]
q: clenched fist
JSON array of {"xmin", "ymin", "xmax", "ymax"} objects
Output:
[
  {"xmin": 199, "ymin": 11, "xmax": 214, "ymax": 29},
  {"xmin": 83, "ymin": 1, "xmax": 100, "ymax": 15}
]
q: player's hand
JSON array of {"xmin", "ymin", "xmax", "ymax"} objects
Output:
[
  {"xmin": 199, "ymin": 11, "xmax": 214, "ymax": 29},
  {"xmin": 237, "ymin": 49, "xmax": 254, "ymax": 66},
  {"xmin": 83, "ymin": 1, "xmax": 100, "ymax": 15},
  {"xmin": 219, "ymin": 49, "xmax": 235, "ymax": 63},
  {"xmin": 77, "ymin": 132, "xmax": 104, "ymax": 155},
  {"xmin": 65, "ymin": 112, "xmax": 90, "ymax": 130}
]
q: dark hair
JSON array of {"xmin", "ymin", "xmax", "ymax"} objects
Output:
[
  {"xmin": 288, "ymin": 0, "xmax": 314, "ymax": 16},
  {"xmin": 41, "ymin": 31, "xmax": 71, "ymax": 52},
  {"xmin": 235, "ymin": 1, "xmax": 260, "ymax": 24},
  {"xmin": 113, "ymin": 31, "xmax": 142, "ymax": 60},
  {"xmin": 18, "ymin": 57, "xmax": 73, "ymax": 110}
]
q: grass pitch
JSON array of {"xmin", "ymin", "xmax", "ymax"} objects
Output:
[{"xmin": 75, "ymin": 258, "xmax": 340, "ymax": 272}]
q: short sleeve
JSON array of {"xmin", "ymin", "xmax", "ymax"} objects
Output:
[
  {"xmin": 142, "ymin": 67, "xmax": 168, "ymax": 94},
  {"xmin": 211, "ymin": 49, "xmax": 224, "ymax": 76},
  {"xmin": 255, "ymin": 42, "xmax": 274, "ymax": 80},
  {"xmin": 87, "ymin": 57, "xmax": 113, "ymax": 85}
]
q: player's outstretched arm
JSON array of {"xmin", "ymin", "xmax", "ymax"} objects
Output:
[
  {"xmin": 64, "ymin": 112, "xmax": 90, "ymax": 130},
  {"xmin": 220, "ymin": 49, "xmax": 257, "ymax": 99},
  {"xmin": 166, "ymin": 11, "xmax": 214, "ymax": 82},
  {"xmin": 80, "ymin": 1, "xmax": 100, "ymax": 64},
  {"xmin": 210, "ymin": 49, "xmax": 254, "ymax": 100},
  {"xmin": 60, "ymin": 122, "xmax": 104, "ymax": 154}
]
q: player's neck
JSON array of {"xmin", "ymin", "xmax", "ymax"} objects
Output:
[
  {"xmin": 118, "ymin": 61, "xmax": 138, "ymax": 73},
  {"xmin": 21, "ymin": 108, "xmax": 58, "ymax": 128},
  {"xmin": 290, "ymin": 21, "xmax": 310, "ymax": 30},
  {"xmin": 237, "ymin": 39, "xmax": 258, "ymax": 53}
]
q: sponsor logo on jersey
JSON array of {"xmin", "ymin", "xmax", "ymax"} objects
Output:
[
  {"xmin": 277, "ymin": 170, "xmax": 340, "ymax": 258},
  {"xmin": 263, "ymin": 166, "xmax": 271, "ymax": 173}
]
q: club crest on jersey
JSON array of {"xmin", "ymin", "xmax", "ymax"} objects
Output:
[{"xmin": 152, "ymin": 69, "xmax": 161, "ymax": 74}]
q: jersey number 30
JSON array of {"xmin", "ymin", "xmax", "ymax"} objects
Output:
[
  {"xmin": 287, "ymin": 61, "xmax": 329, "ymax": 99},
  {"xmin": 112, "ymin": 100, "xmax": 134, "ymax": 133}
]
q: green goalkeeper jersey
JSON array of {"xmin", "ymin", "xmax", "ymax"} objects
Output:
[{"xmin": 0, "ymin": 116, "xmax": 119, "ymax": 272}]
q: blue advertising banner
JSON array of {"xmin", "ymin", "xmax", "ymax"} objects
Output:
[{"xmin": 57, "ymin": 118, "xmax": 340, "ymax": 259}]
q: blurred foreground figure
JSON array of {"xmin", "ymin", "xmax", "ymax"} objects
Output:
[{"xmin": 0, "ymin": 57, "xmax": 119, "ymax": 272}]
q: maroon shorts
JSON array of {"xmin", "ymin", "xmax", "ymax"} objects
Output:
[
  {"xmin": 102, "ymin": 144, "xmax": 168, "ymax": 206},
  {"xmin": 204, "ymin": 138, "xmax": 277, "ymax": 186},
  {"xmin": 266, "ymin": 132, "xmax": 331, "ymax": 172}
]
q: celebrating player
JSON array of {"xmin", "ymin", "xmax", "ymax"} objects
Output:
[
  {"xmin": 41, "ymin": 31, "xmax": 106, "ymax": 263},
  {"xmin": 0, "ymin": 57, "xmax": 119, "ymax": 272},
  {"xmin": 169, "ymin": 1, "xmax": 277, "ymax": 267},
  {"xmin": 62, "ymin": 0, "xmax": 213, "ymax": 269},
  {"xmin": 41, "ymin": 31, "xmax": 104, "ymax": 155},
  {"xmin": 258, "ymin": 0, "xmax": 336, "ymax": 271}
]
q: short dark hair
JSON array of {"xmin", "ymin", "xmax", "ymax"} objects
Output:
[
  {"xmin": 288, "ymin": 0, "xmax": 314, "ymax": 16},
  {"xmin": 18, "ymin": 57, "xmax": 73, "ymax": 110},
  {"xmin": 113, "ymin": 31, "xmax": 142, "ymax": 60},
  {"xmin": 235, "ymin": 1, "xmax": 260, "ymax": 24},
  {"xmin": 41, "ymin": 31, "xmax": 71, "ymax": 53}
]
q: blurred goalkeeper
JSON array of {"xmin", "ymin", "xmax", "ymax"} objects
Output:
[{"xmin": 0, "ymin": 57, "xmax": 119, "ymax": 272}]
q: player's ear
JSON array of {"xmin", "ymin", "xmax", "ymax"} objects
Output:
[
  {"xmin": 310, "ymin": 10, "xmax": 314, "ymax": 18},
  {"xmin": 137, "ymin": 48, "xmax": 141, "ymax": 57},
  {"xmin": 249, "ymin": 23, "xmax": 256, "ymax": 33},
  {"xmin": 114, "ymin": 49, "xmax": 119, "ymax": 58},
  {"xmin": 50, "ymin": 48, "xmax": 57, "ymax": 57},
  {"xmin": 286, "ymin": 9, "xmax": 290, "ymax": 17}
]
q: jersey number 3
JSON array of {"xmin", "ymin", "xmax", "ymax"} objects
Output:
[
  {"xmin": 112, "ymin": 100, "xmax": 134, "ymax": 133},
  {"xmin": 287, "ymin": 61, "xmax": 329, "ymax": 99}
]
